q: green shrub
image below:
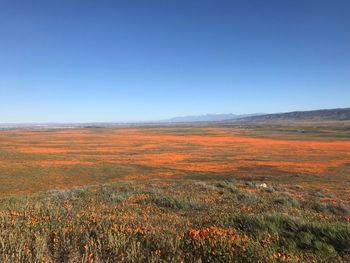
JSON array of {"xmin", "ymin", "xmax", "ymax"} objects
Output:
[
  {"xmin": 144, "ymin": 195, "xmax": 205, "ymax": 210},
  {"xmin": 312, "ymin": 202, "xmax": 350, "ymax": 216},
  {"xmin": 273, "ymin": 196, "xmax": 299, "ymax": 207}
]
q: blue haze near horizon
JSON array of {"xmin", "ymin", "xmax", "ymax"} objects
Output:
[{"xmin": 0, "ymin": 0, "xmax": 349, "ymax": 123}]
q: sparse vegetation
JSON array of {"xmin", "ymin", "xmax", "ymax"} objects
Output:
[{"xmin": 0, "ymin": 180, "xmax": 349, "ymax": 262}]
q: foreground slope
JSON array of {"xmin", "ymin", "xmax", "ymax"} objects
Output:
[{"xmin": 1, "ymin": 179, "xmax": 349, "ymax": 262}]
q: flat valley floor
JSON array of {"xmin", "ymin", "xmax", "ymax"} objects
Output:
[{"xmin": 0, "ymin": 126, "xmax": 349, "ymax": 199}]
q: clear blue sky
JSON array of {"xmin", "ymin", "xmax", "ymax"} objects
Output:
[{"xmin": 1, "ymin": 0, "xmax": 349, "ymax": 123}]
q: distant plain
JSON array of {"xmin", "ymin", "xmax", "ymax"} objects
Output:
[{"xmin": 0, "ymin": 123, "xmax": 349, "ymax": 199}]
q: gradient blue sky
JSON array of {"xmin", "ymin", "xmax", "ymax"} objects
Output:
[{"xmin": 1, "ymin": 0, "xmax": 349, "ymax": 122}]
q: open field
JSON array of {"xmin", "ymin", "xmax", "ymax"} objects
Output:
[
  {"xmin": 0, "ymin": 125, "xmax": 349, "ymax": 262},
  {"xmin": 0, "ymin": 126, "xmax": 349, "ymax": 199}
]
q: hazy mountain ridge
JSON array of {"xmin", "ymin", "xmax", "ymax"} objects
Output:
[
  {"xmin": 1, "ymin": 108, "xmax": 349, "ymax": 129},
  {"xmin": 164, "ymin": 113, "xmax": 263, "ymax": 123},
  {"xmin": 225, "ymin": 108, "xmax": 350, "ymax": 123}
]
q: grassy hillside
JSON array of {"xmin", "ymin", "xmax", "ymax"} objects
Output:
[{"xmin": 0, "ymin": 179, "xmax": 349, "ymax": 262}]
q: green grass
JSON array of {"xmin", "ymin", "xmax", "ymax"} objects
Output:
[{"xmin": 0, "ymin": 179, "xmax": 349, "ymax": 262}]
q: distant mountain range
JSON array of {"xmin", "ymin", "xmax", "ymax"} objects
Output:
[
  {"xmin": 223, "ymin": 108, "xmax": 350, "ymax": 123},
  {"xmin": 163, "ymin": 113, "xmax": 263, "ymax": 123},
  {"xmin": 1, "ymin": 108, "xmax": 349, "ymax": 129},
  {"xmin": 163, "ymin": 108, "xmax": 350, "ymax": 124}
]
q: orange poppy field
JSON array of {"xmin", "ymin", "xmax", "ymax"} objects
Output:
[
  {"xmin": 0, "ymin": 125, "xmax": 349, "ymax": 262},
  {"xmin": 0, "ymin": 126, "xmax": 349, "ymax": 199}
]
